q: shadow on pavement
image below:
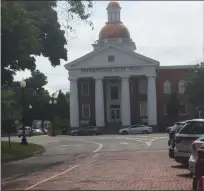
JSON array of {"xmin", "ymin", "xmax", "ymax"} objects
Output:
[
  {"xmin": 176, "ymin": 173, "xmax": 193, "ymax": 179},
  {"xmin": 2, "ymin": 161, "xmax": 64, "ymax": 182},
  {"xmin": 170, "ymin": 164, "xmax": 188, "ymax": 169}
]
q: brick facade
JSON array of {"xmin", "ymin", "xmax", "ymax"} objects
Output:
[{"xmin": 156, "ymin": 68, "xmax": 195, "ymax": 128}]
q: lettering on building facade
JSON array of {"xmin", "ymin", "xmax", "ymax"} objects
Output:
[{"xmin": 81, "ymin": 66, "xmax": 140, "ymax": 73}]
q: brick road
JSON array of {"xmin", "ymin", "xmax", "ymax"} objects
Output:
[{"xmin": 2, "ymin": 151, "xmax": 192, "ymax": 190}]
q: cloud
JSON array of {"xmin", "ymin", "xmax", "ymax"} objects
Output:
[{"xmin": 14, "ymin": 1, "xmax": 203, "ymax": 93}]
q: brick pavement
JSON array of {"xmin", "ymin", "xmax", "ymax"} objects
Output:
[{"xmin": 2, "ymin": 151, "xmax": 192, "ymax": 190}]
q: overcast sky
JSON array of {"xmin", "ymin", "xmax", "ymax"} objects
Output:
[{"xmin": 14, "ymin": 1, "xmax": 204, "ymax": 94}]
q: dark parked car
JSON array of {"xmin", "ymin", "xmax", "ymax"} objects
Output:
[{"xmin": 70, "ymin": 126, "xmax": 101, "ymax": 136}]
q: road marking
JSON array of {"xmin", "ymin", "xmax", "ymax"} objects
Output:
[
  {"xmin": 120, "ymin": 142, "xmax": 128, "ymax": 145},
  {"xmin": 110, "ymin": 149, "xmax": 117, "ymax": 151},
  {"xmin": 60, "ymin": 145, "xmax": 69, "ymax": 147},
  {"xmin": 92, "ymin": 153, "xmax": 99, "ymax": 158},
  {"xmin": 59, "ymin": 144, "xmax": 83, "ymax": 147},
  {"xmin": 65, "ymin": 139, "xmax": 103, "ymax": 153},
  {"xmin": 146, "ymin": 141, "xmax": 152, "ymax": 147},
  {"xmin": 24, "ymin": 165, "xmax": 78, "ymax": 190}
]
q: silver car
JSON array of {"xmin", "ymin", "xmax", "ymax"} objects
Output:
[
  {"xmin": 174, "ymin": 119, "xmax": 204, "ymax": 165},
  {"xmin": 188, "ymin": 135, "xmax": 204, "ymax": 174},
  {"xmin": 119, "ymin": 124, "xmax": 153, "ymax": 135}
]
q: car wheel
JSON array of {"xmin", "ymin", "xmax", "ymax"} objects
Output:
[
  {"xmin": 122, "ymin": 131, "xmax": 128, "ymax": 135},
  {"xmin": 142, "ymin": 130, "xmax": 148, "ymax": 134}
]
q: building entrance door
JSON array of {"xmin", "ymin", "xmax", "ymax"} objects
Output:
[{"xmin": 110, "ymin": 105, "xmax": 120, "ymax": 123}]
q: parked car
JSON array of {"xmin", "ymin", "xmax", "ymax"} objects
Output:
[
  {"xmin": 192, "ymin": 143, "xmax": 204, "ymax": 191},
  {"xmin": 174, "ymin": 119, "xmax": 204, "ymax": 165},
  {"xmin": 32, "ymin": 128, "xmax": 43, "ymax": 135},
  {"xmin": 168, "ymin": 121, "xmax": 186, "ymax": 146},
  {"xmin": 70, "ymin": 126, "xmax": 101, "ymax": 136},
  {"xmin": 118, "ymin": 124, "xmax": 153, "ymax": 135},
  {"xmin": 189, "ymin": 135, "xmax": 204, "ymax": 174},
  {"xmin": 17, "ymin": 126, "xmax": 31, "ymax": 137}
]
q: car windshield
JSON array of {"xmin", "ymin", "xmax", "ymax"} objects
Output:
[{"xmin": 179, "ymin": 121, "xmax": 204, "ymax": 134}]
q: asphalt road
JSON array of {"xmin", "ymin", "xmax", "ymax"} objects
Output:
[{"xmin": 1, "ymin": 133, "xmax": 168, "ymax": 181}]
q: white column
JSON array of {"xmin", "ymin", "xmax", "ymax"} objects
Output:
[
  {"xmin": 69, "ymin": 77, "xmax": 79, "ymax": 128},
  {"xmin": 121, "ymin": 76, "xmax": 131, "ymax": 127},
  {"xmin": 147, "ymin": 76, "xmax": 157, "ymax": 126},
  {"xmin": 94, "ymin": 77, "xmax": 105, "ymax": 127}
]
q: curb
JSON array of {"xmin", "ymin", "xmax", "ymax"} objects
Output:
[{"xmin": 32, "ymin": 149, "xmax": 45, "ymax": 155}]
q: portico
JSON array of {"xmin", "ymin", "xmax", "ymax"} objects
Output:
[
  {"xmin": 67, "ymin": 63, "xmax": 158, "ymax": 128},
  {"xmin": 65, "ymin": 1, "xmax": 159, "ymax": 130}
]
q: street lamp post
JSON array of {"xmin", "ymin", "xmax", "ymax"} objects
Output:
[
  {"xmin": 49, "ymin": 98, "xmax": 57, "ymax": 136},
  {"xmin": 29, "ymin": 104, "xmax": 32, "ymax": 136},
  {"xmin": 20, "ymin": 79, "xmax": 28, "ymax": 145}
]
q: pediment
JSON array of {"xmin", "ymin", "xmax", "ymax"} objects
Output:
[{"xmin": 65, "ymin": 44, "xmax": 159, "ymax": 70}]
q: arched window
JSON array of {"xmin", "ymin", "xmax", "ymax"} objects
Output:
[
  {"xmin": 163, "ymin": 80, "xmax": 171, "ymax": 94},
  {"xmin": 179, "ymin": 80, "xmax": 185, "ymax": 94}
]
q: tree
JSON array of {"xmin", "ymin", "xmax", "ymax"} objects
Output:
[
  {"xmin": 58, "ymin": 1, "xmax": 93, "ymax": 32},
  {"xmin": 9, "ymin": 70, "xmax": 51, "ymax": 127},
  {"xmin": 55, "ymin": 90, "xmax": 70, "ymax": 119},
  {"xmin": 2, "ymin": 1, "xmax": 93, "ymax": 85},
  {"xmin": 2, "ymin": 1, "xmax": 67, "ymax": 85},
  {"xmin": 185, "ymin": 62, "xmax": 204, "ymax": 112},
  {"xmin": 166, "ymin": 91, "xmax": 180, "ymax": 123}
]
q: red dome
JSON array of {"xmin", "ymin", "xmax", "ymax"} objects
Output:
[
  {"xmin": 107, "ymin": 1, "xmax": 120, "ymax": 8},
  {"xmin": 99, "ymin": 22, "xmax": 130, "ymax": 40}
]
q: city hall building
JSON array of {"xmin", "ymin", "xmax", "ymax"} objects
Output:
[{"xmin": 65, "ymin": 1, "xmax": 195, "ymax": 131}]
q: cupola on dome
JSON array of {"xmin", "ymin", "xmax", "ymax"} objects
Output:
[
  {"xmin": 107, "ymin": 1, "xmax": 120, "ymax": 8},
  {"xmin": 99, "ymin": 1, "xmax": 130, "ymax": 40}
]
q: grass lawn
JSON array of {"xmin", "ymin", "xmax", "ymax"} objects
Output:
[{"xmin": 1, "ymin": 141, "xmax": 45, "ymax": 163}]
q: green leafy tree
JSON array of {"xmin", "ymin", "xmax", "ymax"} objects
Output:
[
  {"xmin": 58, "ymin": 1, "xmax": 93, "ymax": 32},
  {"xmin": 185, "ymin": 62, "xmax": 204, "ymax": 112},
  {"xmin": 55, "ymin": 90, "xmax": 70, "ymax": 119},
  {"xmin": 2, "ymin": 1, "xmax": 93, "ymax": 85},
  {"xmin": 9, "ymin": 70, "xmax": 51, "ymax": 127},
  {"xmin": 166, "ymin": 91, "xmax": 180, "ymax": 123}
]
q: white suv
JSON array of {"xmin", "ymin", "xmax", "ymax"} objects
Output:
[{"xmin": 174, "ymin": 119, "xmax": 204, "ymax": 165}]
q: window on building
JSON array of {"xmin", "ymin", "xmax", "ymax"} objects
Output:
[
  {"xmin": 179, "ymin": 103, "xmax": 187, "ymax": 115},
  {"xmin": 81, "ymin": 82, "xmax": 89, "ymax": 96},
  {"xmin": 140, "ymin": 101, "xmax": 147, "ymax": 117},
  {"xmin": 82, "ymin": 104, "xmax": 90, "ymax": 118},
  {"xmin": 111, "ymin": 86, "xmax": 119, "ymax": 100},
  {"xmin": 179, "ymin": 80, "xmax": 185, "ymax": 94},
  {"xmin": 164, "ymin": 103, "xmax": 168, "ymax": 115},
  {"xmin": 108, "ymin": 55, "xmax": 115, "ymax": 62},
  {"xmin": 163, "ymin": 80, "xmax": 171, "ymax": 94},
  {"xmin": 139, "ymin": 79, "xmax": 147, "ymax": 94}
]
